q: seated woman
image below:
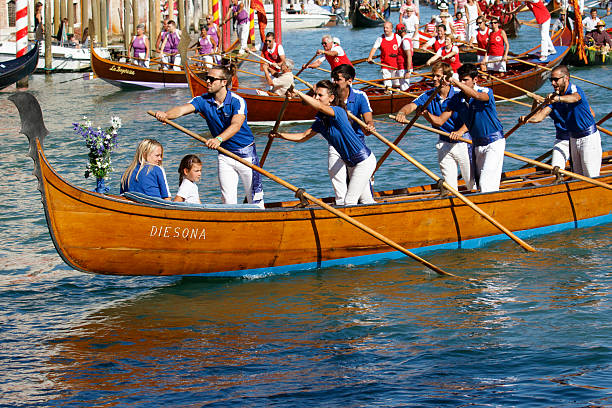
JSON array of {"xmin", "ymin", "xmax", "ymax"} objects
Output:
[
  {"xmin": 270, "ymin": 80, "xmax": 376, "ymax": 206},
  {"xmin": 120, "ymin": 138, "xmax": 171, "ymax": 200}
]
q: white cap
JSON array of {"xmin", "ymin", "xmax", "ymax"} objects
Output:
[{"xmin": 332, "ymin": 36, "xmax": 340, "ymax": 45}]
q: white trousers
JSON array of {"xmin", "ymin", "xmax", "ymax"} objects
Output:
[
  {"xmin": 135, "ymin": 52, "xmax": 149, "ymax": 67},
  {"xmin": 328, "ymin": 145, "xmax": 375, "ymax": 205},
  {"xmin": 570, "ymin": 131, "xmax": 602, "ymax": 177},
  {"xmin": 397, "ymin": 69, "xmax": 410, "ymax": 91},
  {"xmin": 485, "ymin": 55, "xmax": 506, "ymax": 72},
  {"xmin": 437, "ymin": 141, "xmax": 474, "ymax": 191},
  {"xmin": 539, "ymin": 19, "xmax": 555, "ymax": 56},
  {"xmin": 237, "ymin": 23, "xmax": 249, "ymax": 51},
  {"xmin": 551, "ymin": 138, "xmax": 570, "ymax": 169},
  {"xmin": 382, "ymin": 68, "xmax": 399, "ymax": 88},
  {"xmin": 474, "ymin": 138, "xmax": 506, "ymax": 193},
  {"xmin": 218, "ymin": 153, "xmax": 265, "ymax": 208},
  {"xmin": 345, "ymin": 152, "xmax": 377, "ymax": 205}
]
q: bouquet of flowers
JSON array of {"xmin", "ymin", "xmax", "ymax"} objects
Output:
[{"xmin": 73, "ymin": 116, "xmax": 121, "ymax": 193}]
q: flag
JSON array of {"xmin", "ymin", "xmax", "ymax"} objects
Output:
[{"xmin": 251, "ymin": 0, "xmax": 267, "ymax": 43}]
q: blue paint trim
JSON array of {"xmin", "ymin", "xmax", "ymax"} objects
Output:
[{"xmin": 189, "ymin": 212, "xmax": 612, "ymax": 278}]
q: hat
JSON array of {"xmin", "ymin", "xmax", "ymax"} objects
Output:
[
  {"xmin": 396, "ymin": 23, "xmax": 406, "ymax": 32},
  {"xmin": 332, "ymin": 36, "xmax": 341, "ymax": 44},
  {"xmin": 440, "ymin": 11, "xmax": 451, "ymax": 17},
  {"xmin": 439, "ymin": 4, "xmax": 449, "ymax": 9},
  {"xmin": 406, "ymin": 5, "xmax": 415, "ymax": 11},
  {"xmin": 596, "ymin": 20, "xmax": 606, "ymax": 26}
]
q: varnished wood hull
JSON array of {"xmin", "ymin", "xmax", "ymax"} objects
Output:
[
  {"xmin": 90, "ymin": 45, "xmax": 195, "ymax": 89},
  {"xmin": 10, "ymin": 91, "xmax": 612, "ymax": 278}
]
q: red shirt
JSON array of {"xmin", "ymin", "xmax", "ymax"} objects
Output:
[
  {"xmin": 487, "ymin": 29, "xmax": 505, "ymax": 56},
  {"xmin": 476, "ymin": 28, "xmax": 489, "ymax": 56},
  {"xmin": 441, "ymin": 46, "xmax": 462, "ymax": 72},
  {"xmin": 527, "ymin": 0, "xmax": 550, "ymax": 24},
  {"xmin": 262, "ymin": 43, "xmax": 283, "ymax": 73},
  {"xmin": 379, "ymin": 34, "xmax": 401, "ymax": 69}
]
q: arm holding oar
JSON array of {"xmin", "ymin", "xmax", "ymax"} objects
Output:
[{"xmin": 259, "ymin": 85, "xmax": 294, "ymax": 167}]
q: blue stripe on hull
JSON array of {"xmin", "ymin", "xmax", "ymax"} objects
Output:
[{"xmin": 188, "ymin": 212, "xmax": 612, "ymax": 278}]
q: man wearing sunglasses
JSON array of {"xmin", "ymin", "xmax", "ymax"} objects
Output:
[
  {"xmin": 304, "ymin": 35, "xmax": 352, "ymax": 70},
  {"xmin": 154, "ymin": 66, "xmax": 265, "ymax": 208},
  {"xmin": 261, "ymin": 32, "xmax": 286, "ymax": 74},
  {"xmin": 518, "ymin": 65, "xmax": 602, "ymax": 177},
  {"xmin": 427, "ymin": 63, "xmax": 505, "ymax": 192}
]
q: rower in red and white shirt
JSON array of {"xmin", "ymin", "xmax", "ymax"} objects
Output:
[
  {"xmin": 306, "ymin": 35, "xmax": 352, "ymax": 70},
  {"xmin": 260, "ymin": 32, "xmax": 286, "ymax": 74},
  {"xmin": 473, "ymin": 17, "xmax": 489, "ymax": 64},
  {"xmin": 427, "ymin": 36, "xmax": 462, "ymax": 74},
  {"xmin": 424, "ymin": 24, "xmax": 447, "ymax": 52},
  {"xmin": 482, "ymin": 17, "xmax": 509, "ymax": 72},
  {"xmin": 396, "ymin": 23, "xmax": 414, "ymax": 91},
  {"xmin": 367, "ymin": 21, "xmax": 403, "ymax": 88},
  {"xmin": 453, "ymin": 11, "xmax": 467, "ymax": 41},
  {"xmin": 526, "ymin": 0, "xmax": 556, "ymax": 60}
]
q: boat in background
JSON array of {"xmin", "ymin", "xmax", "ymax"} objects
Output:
[
  {"xmin": 10, "ymin": 91, "xmax": 612, "ymax": 278},
  {"xmin": 0, "ymin": 40, "xmax": 110, "ymax": 72},
  {"xmin": 0, "ymin": 41, "xmax": 39, "ymax": 89},
  {"xmin": 351, "ymin": 1, "xmax": 391, "ymax": 28},
  {"xmin": 255, "ymin": 3, "xmax": 333, "ymax": 29}
]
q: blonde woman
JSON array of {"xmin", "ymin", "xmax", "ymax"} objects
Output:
[{"xmin": 120, "ymin": 139, "xmax": 171, "ymax": 199}]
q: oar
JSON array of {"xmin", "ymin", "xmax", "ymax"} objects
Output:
[
  {"xmin": 313, "ymin": 66, "xmax": 419, "ymax": 97},
  {"xmin": 374, "ymin": 85, "xmax": 442, "ymax": 174},
  {"xmin": 296, "ymin": 53, "xmax": 318, "ymax": 76},
  {"xmin": 353, "ymin": 112, "xmax": 537, "ymax": 252},
  {"xmin": 247, "ymin": 49, "xmax": 281, "ymax": 70},
  {"xmin": 480, "ymin": 70, "xmax": 540, "ymax": 99},
  {"xmin": 369, "ymin": 60, "xmax": 397, "ymax": 70},
  {"xmin": 147, "ymin": 112, "xmax": 457, "ymax": 278},
  {"xmin": 597, "ymin": 111, "xmax": 612, "ymax": 126},
  {"xmin": 259, "ymin": 85, "xmax": 294, "ymax": 166},
  {"xmin": 405, "ymin": 119, "xmax": 612, "ymax": 192},
  {"xmin": 503, "ymin": 97, "xmax": 552, "ymax": 138},
  {"xmin": 351, "ymin": 55, "xmax": 379, "ymax": 65}
]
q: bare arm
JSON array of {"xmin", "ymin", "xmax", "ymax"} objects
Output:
[
  {"xmin": 395, "ymin": 102, "xmax": 419, "ymax": 123},
  {"xmin": 145, "ymin": 38, "xmax": 150, "ymax": 59},
  {"xmin": 557, "ymin": 91, "xmax": 581, "ymax": 104},
  {"xmin": 428, "ymin": 109, "xmax": 454, "ymax": 127},
  {"xmin": 502, "ymin": 30, "xmax": 509, "ymax": 60},
  {"xmin": 519, "ymin": 105, "xmax": 552, "ymax": 123},
  {"xmin": 294, "ymin": 89, "xmax": 335, "ymax": 116},
  {"xmin": 272, "ymin": 127, "xmax": 318, "ymax": 142},
  {"xmin": 450, "ymin": 77, "xmax": 489, "ymax": 101},
  {"xmin": 262, "ymin": 65, "xmax": 274, "ymax": 87},
  {"xmin": 205, "ymin": 113, "xmax": 247, "ymax": 149},
  {"xmin": 154, "ymin": 103, "xmax": 196, "ymax": 122}
]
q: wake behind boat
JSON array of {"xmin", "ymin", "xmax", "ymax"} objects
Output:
[{"xmin": 10, "ymin": 91, "xmax": 612, "ymax": 278}]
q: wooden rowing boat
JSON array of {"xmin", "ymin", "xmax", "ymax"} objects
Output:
[
  {"xmin": 11, "ymin": 91, "xmax": 612, "ymax": 278},
  {"xmin": 563, "ymin": 28, "xmax": 612, "ymax": 67},
  {"xmin": 187, "ymin": 27, "xmax": 571, "ymax": 123},
  {"xmin": 0, "ymin": 41, "xmax": 39, "ymax": 90}
]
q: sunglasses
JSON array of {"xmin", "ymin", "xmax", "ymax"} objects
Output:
[
  {"xmin": 549, "ymin": 76, "xmax": 565, "ymax": 82},
  {"xmin": 265, "ymin": 39, "xmax": 273, "ymax": 43},
  {"xmin": 205, "ymin": 75, "xmax": 224, "ymax": 82}
]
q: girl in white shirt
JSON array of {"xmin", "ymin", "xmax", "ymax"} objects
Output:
[{"xmin": 173, "ymin": 154, "xmax": 203, "ymax": 204}]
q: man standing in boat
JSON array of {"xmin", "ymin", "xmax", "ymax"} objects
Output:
[
  {"xmin": 518, "ymin": 65, "xmax": 602, "ymax": 177},
  {"xmin": 260, "ymin": 32, "xmax": 287, "ymax": 75},
  {"xmin": 395, "ymin": 62, "xmax": 474, "ymax": 191},
  {"xmin": 158, "ymin": 20, "xmax": 180, "ymax": 69},
  {"xmin": 328, "ymin": 64, "xmax": 376, "ymax": 205},
  {"xmin": 223, "ymin": 0, "xmax": 250, "ymax": 54},
  {"xmin": 525, "ymin": 0, "xmax": 556, "ymax": 61},
  {"xmin": 304, "ymin": 35, "xmax": 353, "ymax": 70},
  {"xmin": 428, "ymin": 63, "xmax": 505, "ymax": 192},
  {"xmin": 154, "ymin": 66, "xmax": 265, "ymax": 207},
  {"xmin": 366, "ymin": 21, "xmax": 403, "ymax": 89}
]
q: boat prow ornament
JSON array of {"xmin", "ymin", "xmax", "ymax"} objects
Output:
[{"xmin": 9, "ymin": 92, "xmax": 48, "ymax": 191}]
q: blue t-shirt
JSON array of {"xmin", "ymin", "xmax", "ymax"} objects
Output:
[
  {"xmin": 550, "ymin": 82, "xmax": 595, "ymax": 137},
  {"xmin": 120, "ymin": 164, "xmax": 171, "ymax": 198},
  {"xmin": 414, "ymin": 86, "xmax": 464, "ymax": 136},
  {"xmin": 311, "ymin": 106, "xmax": 372, "ymax": 166},
  {"xmin": 190, "ymin": 90, "xmax": 254, "ymax": 152},
  {"xmin": 547, "ymin": 105, "xmax": 570, "ymax": 140},
  {"xmin": 346, "ymin": 87, "xmax": 373, "ymax": 141},
  {"xmin": 447, "ymin": 85, "xmax": 503, "ymax": 145}
]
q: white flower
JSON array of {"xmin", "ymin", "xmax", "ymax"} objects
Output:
[{"xmin": 110, "ymin": 116, "xmax": 122, "ymax": 129}]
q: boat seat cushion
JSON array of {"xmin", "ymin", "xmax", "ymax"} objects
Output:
[{"xmin": 123, "ymin": 191, "xmax": 263, "ymax": 210}]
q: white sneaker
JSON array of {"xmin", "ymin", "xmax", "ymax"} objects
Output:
[
  {"xmin": 539, "ymin": 55, "xmax": 548, "ymax": 61},
  {"xmin": 550, "ymin": 49, "xmax": 557, "ymax": 55}
]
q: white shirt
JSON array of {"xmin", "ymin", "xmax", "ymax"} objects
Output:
[
  {"xmin": 372, "ymin": 33, "xmax": 403, "ymax": 49},
  {"xmin": 402, "ymin": 14, "xmax": 420, "ymax": 35},
  {"xmin": 316, "ymin": 44, "xmax": 346, "ymax": 63},
  {"xmin": 582, "ymin": 16, "xmax": 601, "ymax": 32},
  {"xmin": 176, "ymin": 179, "xmax": 201, "ymax": 204}
]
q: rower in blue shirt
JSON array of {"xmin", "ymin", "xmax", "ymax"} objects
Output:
[
  {"xmin": 154, "ymin": 65, "xmax": 264, "ymax": 207},
  {"xmin": 428, "ymin": 63, "xmax": 505, "ymax": 192},
  {"xmin": 395, "ymin": 62, "xmax": 474, "ymax": 191},
  {"xmin": 270, "ymin": 80, "xmax": 377, "ymax": 206},
  {"xmin": 329, "ymin": 64, "xmax": 375, "ymax": 205},
  {"xmin": 519, "ymin": 65, "xmax": 602, "ymax": 177}
]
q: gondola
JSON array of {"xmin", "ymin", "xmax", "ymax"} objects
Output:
[
  {"xmin": 10, "ymin": 91, "xmax": 612, "ymax": 278},
  {"xmin": 502, "ymin": 13, "xmax": 521, "ymax": 38},
  {"xmin": 563, "ymin": 28, "xmax": 612, "ymax": 67},
  {"xmin": 351, "ymin": 2, "xmax": 391, "ymax": 28},
  {"xmin": 0, "ymin": 41, "xmax": 39, "ymax": 90},
  {"xmin": 187, "ymin": 27, "xmax": 572, "ymax": 123}
]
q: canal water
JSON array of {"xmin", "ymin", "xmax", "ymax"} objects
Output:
[{"xmin": 0, "ymin": 8, "xmax": 611, "ymax": 406}]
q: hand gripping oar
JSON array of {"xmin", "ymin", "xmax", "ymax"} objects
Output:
[
  {"xmin": 259, "ymin": 85, "xmax": 294, "ymax": 167},
  {"xmin": 295, "ymin": 53, "xmax": 318, "ymax": 77},
  {"xmin": 480, "ymin": 70, "xmax": 540, "ymax": 100},
  {"xmin": 403, "ymin": 119, "xmax": 612, "ymax": 192},
  {"xmin": 351, "ymin": 112, "xmax": 537, "ymax": 252},
  {"xmin": 503, "ymin": 96, "xmax": 552, "ymax": 139},
  {"xmin": 374, "ymin": 85, "xmax": 442, "ymax": 175},
  {"xmin": 147, "ymin": 111, "xmax": 458, "ymax": 278}
]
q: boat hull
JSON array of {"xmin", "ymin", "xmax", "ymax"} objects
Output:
[
  {"xmin": 0, "ymin": 41, "xmax": 39, "ymax": 89},
  {"xmin": 10, "ymin": 92, "xmax": 612, "ymax": 278}
]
